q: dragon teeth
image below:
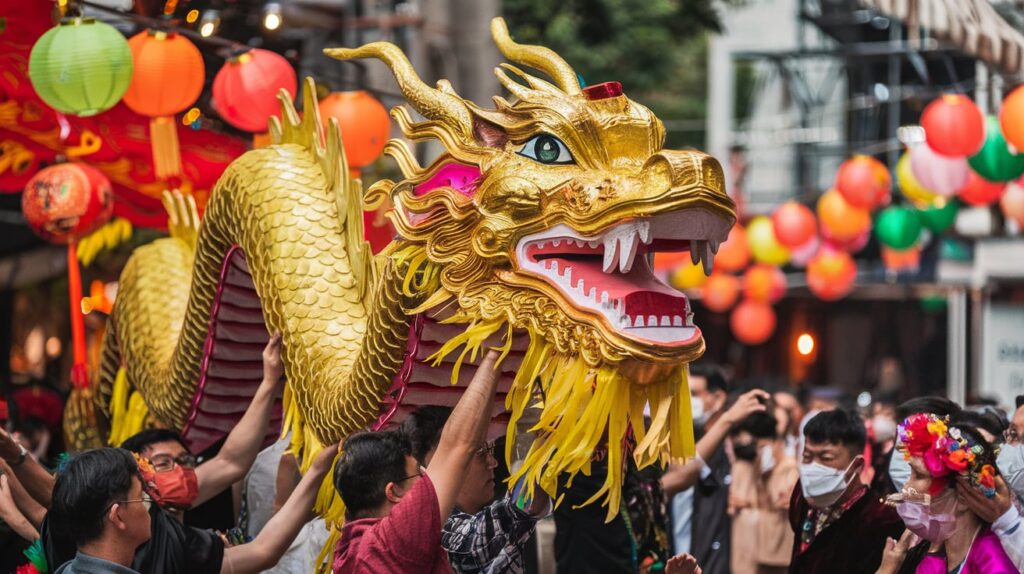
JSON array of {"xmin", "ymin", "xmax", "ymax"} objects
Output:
[
  {"xmin": 702, "ymin": 241, "xmax": 714, "ymax": 275},
  {"xmin": 634, "ymin": 316, "xmax": 645, "ymax": 328},
  {"xmin": 673, "ymin": 315, "xmax": 683, "ymax": 326},
  {"xmin": 690, "ymin": 241, "xmax": 701, "ymax": 266},
  {"xmin": 661, "ymin": 315, "xmax": 671, "ymax": 326},
  {"xmin": 619, "ymin": 230, "xmax": 639, "ymax": 273}
]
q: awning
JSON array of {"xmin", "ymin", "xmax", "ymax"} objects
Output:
[{"xmin": 862, "ymin": 0, "xmax": 1024, "ymax": 74}]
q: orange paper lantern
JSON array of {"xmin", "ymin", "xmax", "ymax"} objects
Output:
[
  {"xmin": 318, "ymin": 91, "xmax": 391, "ymax": 169},
  {"xmin": 817, "ymin": 189, "xmax": 871, "ymax": 242},
  {"xmin": 713, "ymin": 224, "xmax": 751, "ymax": 273},
  {"xmin": 701, "ymin": 273, "xmax": 740, "ymax": 313},
  {"xmin": 1000, "ymin": 86, "xmax": 1024, "ymax": 153},
  {"xmin": 771, "ymin": 201, "xmax": 817, "ymax": 248},
  {"xmin": 743, "ymin": 264, "xmax": 787, "ymax": 304},
  {"xmin": 122, "ymin": 30, "xmax": 205, "ymax": 179},
  {"xmin": 922, "ymin": 94, "xmax": 985, "ymax": 157},
  {"xmin": 730, "ymin": 300, "xmax": 776, "ymax": 345},
  {"xmin": 881, "ymin": 246, "xmax": 921, "ymax": 273},
  {"xmin": 806, "ymin": 249, "xmax": 857, "ymax": 301},
  {"xmin": 835, "ymin": 155, "xmax": 892, "ymax": 209}
]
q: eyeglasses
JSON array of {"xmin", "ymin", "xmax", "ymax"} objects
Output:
[
  {"xmin": 1004, "ymin": 427, "xmax": 1021, "ymax": 446},
  {"xmin": 111, "ymin": 493, "xmax": 153, "ymax": 512},
  {"xmin": 475, "ymin": 441, "xmax": 496, "ymax": 460},
  {"xmin": 148, "ymin": 453, "xmax": 198, "ymax": 473}
]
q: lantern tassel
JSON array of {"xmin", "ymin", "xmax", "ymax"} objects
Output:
[
  {"xmin": 150, "ymin": 116, "xmax": 182, "ymax": 179},
  {"xmin": 67, "ymin": 243, "xmax": 89, "ymax": 389}
]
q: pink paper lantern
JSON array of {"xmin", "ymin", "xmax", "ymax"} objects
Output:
[
  {"xmin": 909, "ymin": 144, "xmax": 969, "ymax": 198},
  {"xmin": 1002, "ymin": 181, "xmax": 1024, "ymax": 227}
]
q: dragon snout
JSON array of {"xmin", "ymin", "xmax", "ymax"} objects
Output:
[{"xmin": 641, "ymin": 150, "xmax": 728, "ymax": 202}]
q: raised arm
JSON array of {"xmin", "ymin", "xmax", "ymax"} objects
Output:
[
  {"xmin": 0, "ymin": 474, "xmax": 39, "ymax": 541},
  {"xmin": 221, "ymin": 443, "xmax": 338, "ymax": 574},
  {"xmin": 0, "ymin": 428, "xmax": 53, "ymax": 508},
  {"xmin": 0, "ymin": 459, "xmax": 46, "ymax": 528},
  {"xmin": 661, "ymin": 389, "xmax": 769, "ymax": 497},
  {"xmin": 427, "ymin": 350, "xmax": 501, "ymax": 520},
  {"xmin": 195, "ymin": 333, "xmax": 285, "ymax": 506}
]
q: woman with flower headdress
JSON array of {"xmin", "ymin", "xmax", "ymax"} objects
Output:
[{"xmin": 876, "ymin": 416, "xmax": 1019, "ymax": 574}]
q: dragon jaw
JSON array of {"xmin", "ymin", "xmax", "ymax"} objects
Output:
[{"xmin": 514, "ymin": 208, "xmax": 731, "ymax": 348}]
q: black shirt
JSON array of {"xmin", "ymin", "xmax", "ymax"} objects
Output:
[
  {"xmin": 690, "ymin": 442, "xmax": 731, "ymax": 574},
  {"xmin": 554, "ymin": 458, "xmax": 634, "ymax": 574},
  {"xmin": 44, "ymin": 505, "xmax": 224, "ymax": 574}
]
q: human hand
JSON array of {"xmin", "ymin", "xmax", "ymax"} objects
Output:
[
  {"xmin": 0, "ymin": 429, "xmax": 23, "ymax": 464},
  {"xmin": 666, "ymin": 553, "xmax": 702, "ymax": 574},
  {"xmin": 876, "ymin": 530, "xmax": 918, "ymax": 574},
  {"xmin": 309, "ymin": 443, "xmax": 340, "ymax": 476},
  {"xmin": 262, "ymin": 332, "xmax": 285, "ymax": 386},
  {"xmin": 720, "ymin": 389, "xmax": 770, "ymax": 426},
  {"xmin": 956, "ymin": 474, "xmax": 1013, "ymax": 524}
]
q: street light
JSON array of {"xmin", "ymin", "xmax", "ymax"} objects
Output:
[
  {"xmin": 797, "ymin": 333, "xmax": 815, "ymax": 356},
  {"xmin": 263, "ymin": 2, "xmax": 283, "ymax": 31},
  {"xmin": 199, "ymin": 10, "xmax": 220, "ymax": 37}
]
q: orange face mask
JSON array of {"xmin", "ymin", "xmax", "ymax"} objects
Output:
[{"xmin": 135, "ymin": 454, "xmax": 200, "ymax": 510}]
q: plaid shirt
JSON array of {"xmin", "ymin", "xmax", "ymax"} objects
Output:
[{"xmin": 441, "ymin": 494, "xmax": 543, "ymax": 574}]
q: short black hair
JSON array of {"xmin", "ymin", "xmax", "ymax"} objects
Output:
[
  {"xmin": 50, "ymin": 448, "xmax": 140, "ymax": 546},
  {"xmin": 804, "ymin": 409, "xmax": 866, "ymax": 455},
  {"xmin": 1016, "ymin": 395, "xmax": 1024, "ymax": 410},
  {"xmin": 399, "ymin": 406, "xmax": 452, "ymax": 465},
  {"xmin": 334, "ymin": 431, "xmax": 412, "ymax": 517},
  {"xmin": 951, "ymin": 409, "xmax": 1007, "ymax": 440},
  {"xmin": 732, "ymin": 410, "xmax": 778, "ymax": 440},
  {"xmin": 690, "ymin": 363, "xmax": 727, "ymax": 395},
  {"xmin": 895, "ymin": 396, "xmax": 961, "ymax": 423},
  {"xmin": 120, "ymin": 429, "xmax": 189, "ymax": 455}
]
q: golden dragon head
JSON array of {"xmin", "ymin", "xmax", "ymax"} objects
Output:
[{"xmin": 327, "ymin": 18, "xmax": 735, "ymax": 515}]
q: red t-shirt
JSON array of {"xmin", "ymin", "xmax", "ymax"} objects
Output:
[{"xmin": 332, "ymin": 473, "xmax": 451, "ymax": 574}]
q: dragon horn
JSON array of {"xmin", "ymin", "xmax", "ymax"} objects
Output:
[
  {"xmin": 490, "ymin": 17, "xmax": 581, "ymax": 95},
  {"xmin": 324, "ymin": 42, "xmax": 472, "ymax": 136}
]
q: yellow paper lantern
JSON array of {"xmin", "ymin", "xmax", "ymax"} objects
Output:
[
  {"xmin": 896, "ymin": 151, "xmax": 940, "ymax": 206},
  {"xmin": 746, "ymin": 216, "xmax": 790, "ymax": 266}
]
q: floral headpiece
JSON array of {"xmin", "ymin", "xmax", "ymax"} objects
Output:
[{"xmin": 897, "ymin": 413, "xmax": 997, "ymax": 497}]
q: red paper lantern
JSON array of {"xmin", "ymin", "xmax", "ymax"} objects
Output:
[
  {"xmin": 22, "ymin": 163, "xmax": 114, "ymax": 244},
  {"xmin": 921, "ymin": 94, "xmax": 985, "ymax": 157},
  {"xmin": 1000, "ymin": 86, "xmax": 1024, "ymax": 153},
  {"xmin": 730, "ymin": 300, "xmax": 776, "ymax": 345},
  {"xmin": 213, "ymin": 49, "xmax": 297, "ymax": 133},
  {"xmin": 817, "ymin": 189, "xmax": 871, "ymax": 242},
  {"xmin": 835, "ymin": 155, "xmax": 891, "ymax": 209},
  {"xmin": 713, "ymin": 225, "xmax": 751, "ymax": 273},
  {"xmin": 743, "ymin": 264, "xmax": 786, "ymax": 304},
  {"xmin": 701, "ymin": 273, "xmax": 740, "ymax": 313},
  {"xmin": 821, "ymin": 226, "xmax": 870, "ymax": 254},
  {"xmin": 122, "ymin": 30, "xmax": 205, "ymax": 179},
  {"xmin": 318, "ymin": 91, "xmax": 391, "ymax": 169},
  {"xmin": 958, "ymin": 171, "xmax": 1006, "ymax": 207},
  {"xmin": 771, "ymin": 202, "xmax": 817, "ymax": 248},
  {"xmin": 806, "ymin": 249, "xmax": 857, "ymax": 301}
]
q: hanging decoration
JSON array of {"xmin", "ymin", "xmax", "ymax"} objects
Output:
[
  {"xmin": 713, "ymin": 224, "xmax": 751, "ymax": 273},
  {"xmin": 916, "ymin": 199, "xmax": 959, "ymax": 233},
  {"xmin": 834, "ymin": 155, "xmax": 891, "ymax": 209},
  {"xmin": 318, "ymin": 91, "xmax": 391, "ymax": 170},
  {"xmin": 1002, "ymin": 181, "xmax": 1024, "ymax": 227},
  {"xmin": 999, "ymin": 85, "xmax": 1024, "ymax": 153},
  {"xmin": 746, "ymin": 215, "xmax": 790, "ymax": 266},
  {"xmin": 896, "ymin": 151, "xmax": 941, "ymax": 206},
  {"xmin": 817, "ymin": 188, "xmax": 871, "ymax": 242},
  {"xmin": 122, "ymin": 30, "xmax": 205, "ymax": 179},
  {"xmin": 743, "ymin": 264, "xmax": 786, "ymax": 304},
  {"xmin": 822, "ymin": 226, "xmax": 870, "ymax": 254},
  {"xmin": 968, "ymin": 116, "xmax": 1024, "ymax": 182},
  {"xmin": 806, "ymin": 248, "xmax": 857, "ymax": 301},
  {"xmin": 771, "ymin": 201, "xmax": 816, "ymax": 248},
  {"xmin": 212, "ymin": 48, "xmax": 297, "ymax": 133},
  {"xmin": 881, "ymin": 245, "xmax": 922, "ymax": 273},
  {"xmin": 921, "ymin": 94, "xmax": 985, "ymax": 157},
  {"xmin": 22, "ymin": 163, "xmax": 114, "ymax": 388},
  {"xmin": 701, "ymin": 273, "xmax": 741, "ymax": 313},
  {"xmin": 730, "ymin": 300, "xmax": 776, "ymax": 346},
  {"xmin": 958, "ymin": 171, "xmax": 1006, "ymax": 207},
  {"xmin": 789, "ymin": 235, "xmax": 820, "ymax": 268},
  {"xmin": 875, "ymin": 206, "xmax": 923, "ymax": 250},
  {"xmin": 669, "ymin": 260, "xmax": 709, "ymax": 291},
  {"xmin": 909, "ymin": 144, "xmax": 969, "ymax": 198},
  {"xmin": 28, "ymin": 17, "xmax": 133, "ymax": 117}
]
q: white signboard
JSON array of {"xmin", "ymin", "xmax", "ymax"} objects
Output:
[{"xmin": 981, "ymin": 302, "xmax": 1024, "ymax": 406}]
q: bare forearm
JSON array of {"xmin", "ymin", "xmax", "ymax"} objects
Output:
[
  {"xmin": 220, "ymin": 380, "xmax": 277, "ymax": 466},
  {"xmin": 0, "ymin": 501, "xmax": 38, "ymax": 541},
  {"xmin": 222, "ymin": 465, "xmax": 324, "ymax": 573},
  {"xmin": 661, "ymin": 416, "xmax": 733, "ymax": 496},
  {"xmin": 11, "ymin": 459, "xmax": 54, "ymax": 509},
  {"xmin": 437, "ymin": 359, "xmax": 500, "ymax": 456}
]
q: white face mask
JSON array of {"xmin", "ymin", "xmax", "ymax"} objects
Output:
[
  {"xmin": 998, "ymin": 442, "xmax": 1024, "ymax": 500},
  {"xmin": 690, "ymin": 395, "xmax": 705, "ymax": 425},
  {"xmin": 760, "ymin": 444, "xmax": 777, "ymax": 474},
  {"xmin": 800, "ymin": 460, "xmax": 855, "ymax": 508},
  {"xmin": 889, "ymin": 450, "xmax": 912, "ymax": 493},
  {"xmin": 872, "ymin": 415, "xmax": 897, "ymax": 443}
]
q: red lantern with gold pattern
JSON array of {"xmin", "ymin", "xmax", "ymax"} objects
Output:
[{"xmin": 22, "ymin": 163, "xmax": 113, "ymax": 244}]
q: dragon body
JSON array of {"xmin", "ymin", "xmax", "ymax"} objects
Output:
[{"xmin": 98, "ymin": 19, "xmax": 735, "ymax": 525}]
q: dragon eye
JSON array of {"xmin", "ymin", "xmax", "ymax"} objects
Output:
[{"xmin": 517, "ymin": 134, "xmax": 574, "ymax": 165}]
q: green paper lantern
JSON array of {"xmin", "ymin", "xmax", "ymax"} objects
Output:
[
  {"xmin": 29, "ymin": 18, "xmax": 133, "ymax": 117},
  {"xmin": 916, "ymin": 200, "xmax": 959, "ymax": 233},
  {"xmin": 875, "ymin": 206, "xmax": 922, "ymax": 250},
  {"xmin": 967, "ymin": 116, "xmax": 1024, "ymax": 182}
]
